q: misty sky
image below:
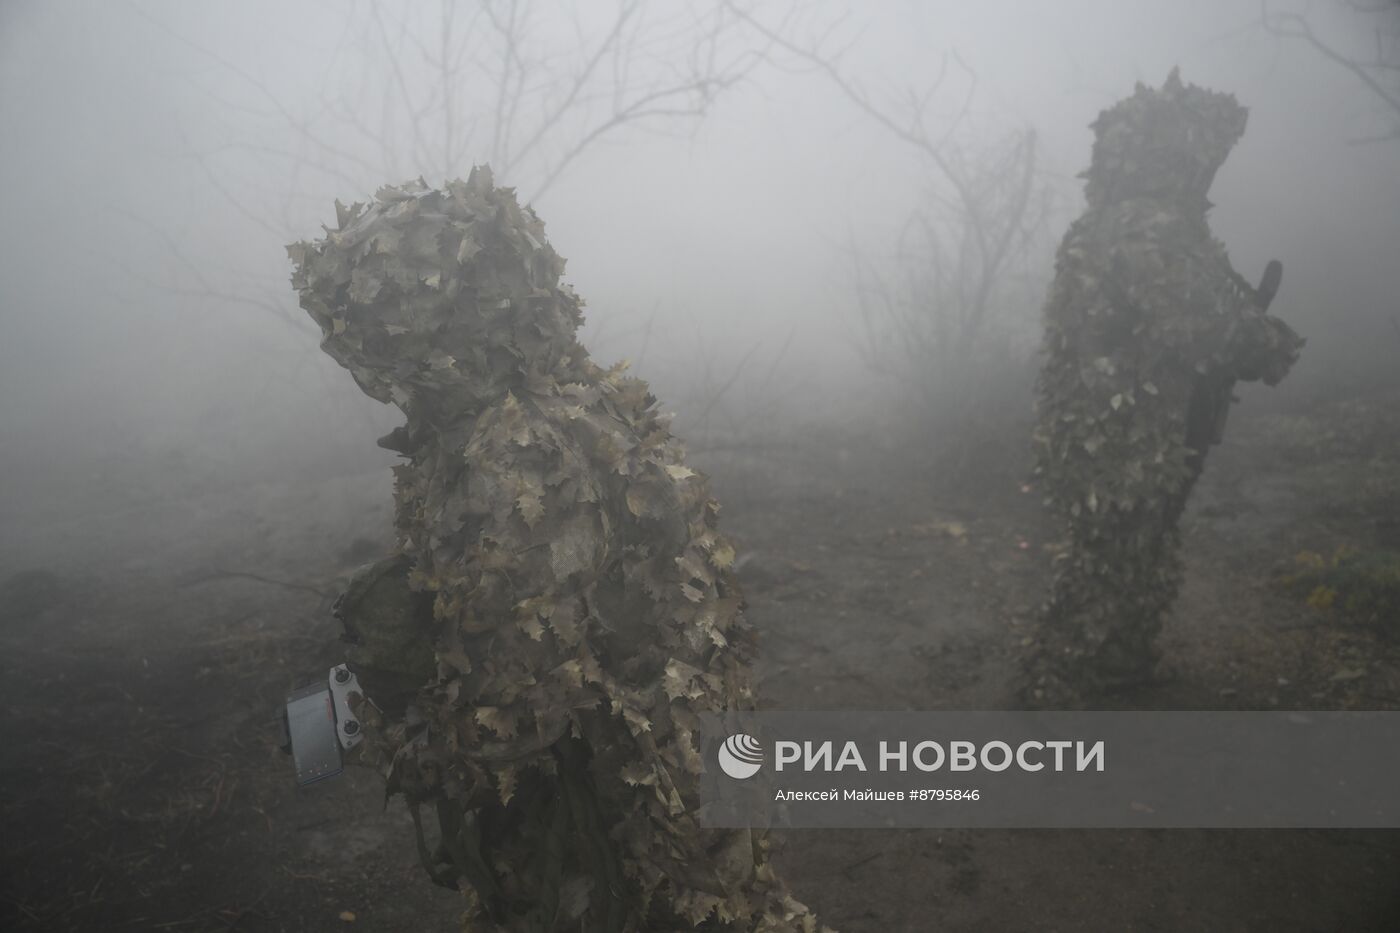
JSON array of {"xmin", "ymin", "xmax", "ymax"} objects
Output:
[{"xmin": 1, "ymin": 0, "xmax": 1396, "ymax": 485}]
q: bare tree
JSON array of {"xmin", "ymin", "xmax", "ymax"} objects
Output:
[
  {"xmin": 105, "ymin": 0, "xmax": 812, "ymax": 462},
  {"xmin": 130, "ymin": 0, "xmax": 795, "ymax": 330},
  {"xmin": 274, "ymin": 1, "xmax": 784, "ymax": 201},
  {"xmin": 847, "ymin": 125, "xmax": 1046, "ymax": 415},
  {"xmin": 1261, "ymin": 0, "xmax": 1400, "ymax": 144},
  {"xmin": 728, "ymin": 6, "xmax": 1051, "ymax": 431}
]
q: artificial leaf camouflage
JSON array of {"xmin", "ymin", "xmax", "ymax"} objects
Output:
[
  {"xmin": 289, "ymin": 167, "xmax": 827, "ymax": 932},
  {"xmin": 1025, "ymin": 71, "xmax": 1303, "ymax": 701}
]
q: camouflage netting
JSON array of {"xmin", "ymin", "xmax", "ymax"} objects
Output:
[
  {"xmin": 1024, "ymin": 70, "xmax": 1304, "ymax": 702},
  {"xmin": 288, "ymin": 167, "xmax": 827, "ymax": 932}
]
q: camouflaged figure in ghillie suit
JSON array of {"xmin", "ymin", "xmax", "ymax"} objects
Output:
[
  {"xmin": 1025, "ymin": 70, "xmax": 1303, "ymax": 701},
  {"xmin": 288, "ymin": 167, "xmax": 827, "ymax": 933}
]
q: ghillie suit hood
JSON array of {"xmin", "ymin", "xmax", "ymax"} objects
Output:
[
  {"xmin": 289, "ymin": 167, "xmax": 827, "ymax": 932},
  {"xmin": 289, "ymin": 167, "xmax": 588, "ymax": 425},
  {"xmin": 1082, "ymin": 67, "xmax": 1248, "ymax": 211},
  {"xmin": 1025, "ymin": 72, "xmax": 1303, "ymax": 702}
]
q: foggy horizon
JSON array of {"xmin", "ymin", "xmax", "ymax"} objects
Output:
[
  {"xmin": 3, "ymin": 1, "xmax": 1396, "ymax": 503},
  {"xmin": 3, "ymin": 3, "xmax": 1399, "ymax": 931}
]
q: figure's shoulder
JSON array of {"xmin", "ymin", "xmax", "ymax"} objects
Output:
[
  {"xmin": 461, "ymin": 368, "xmax": 697, "ymax": 506},
  {"xmin": 1073, "ymin": 199, "xmax": 1204, "ymax": 246}
]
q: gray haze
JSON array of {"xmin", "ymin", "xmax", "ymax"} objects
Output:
[
  {"xmin": 4, "ymin": 5, "xmax": 1400, "ymax": 929},
  {"xmin": 1, "ymin": 0, "xmax": 1397, "ymax": 559}
]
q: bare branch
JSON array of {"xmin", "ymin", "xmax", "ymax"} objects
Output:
[
  {"xmin": 739, "ymin": 2, "xmax": 1048, "ymax": 419},
  {"xmin": 105, "ymin": 205, "xmax": 307, "ymax": 330},
  {"xmin": 1261, "ymin": 0, "xmax": 1400, "ymax": 143}
]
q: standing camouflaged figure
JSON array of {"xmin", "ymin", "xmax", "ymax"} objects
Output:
[
  {"xmin": 289, "ymin": 167, "xmax": 826, "ymax": 933},
  {"xmin": 1026, "ymin": 71, "xmax": 1303, "ymax": 699}
]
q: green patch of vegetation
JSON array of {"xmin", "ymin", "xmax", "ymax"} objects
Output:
[{"xmin": 1277, "ymin": 548, "xmax": 1400, "ymax": 637}]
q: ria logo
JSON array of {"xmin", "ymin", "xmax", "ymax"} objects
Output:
[{"xmin": 718, "ymin": 733, "xmax": 764, "ymax": 779}]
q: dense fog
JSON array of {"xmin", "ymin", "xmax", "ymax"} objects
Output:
[
  {"xmin": 2, "ymin": 2, "xmax": 1399, "ymax": 931},
  {"xmin": 2, "ymin": 1, "xmax": 1396, "ymax": 510}
]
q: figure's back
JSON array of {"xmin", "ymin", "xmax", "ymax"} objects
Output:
[
  {"xmin": 1025, "ymin": 71, "xmax": 1302, "ymax": 698},
  {"xmin": 290, "ymin": 167, "xmax": 825, "ymax": 931}
]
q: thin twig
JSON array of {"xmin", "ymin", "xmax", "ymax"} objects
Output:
[{"xmin": 178, "ymin": 570, "xmax": 332, "ymax": 599}]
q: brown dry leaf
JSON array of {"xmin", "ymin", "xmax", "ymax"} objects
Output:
[{"xmin": 289, "ymin": 166, "xmax": 822, "ymax": 932}]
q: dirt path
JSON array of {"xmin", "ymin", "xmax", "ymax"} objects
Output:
[
  {"xmin": 2, "ymin": 407, "xmax": 1398, "ymax": 931},
  {"xmin": 708, "ymin": 415, "xmax": 1400, "ymax": 932}
]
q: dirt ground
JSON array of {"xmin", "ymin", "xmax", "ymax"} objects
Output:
[{"xmin": 2, "ymin": 393, "xmax": 1398, "ymax": 932}]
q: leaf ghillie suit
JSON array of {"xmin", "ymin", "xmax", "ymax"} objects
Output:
[
  {"xmin": 1025, "ymin": 71, "xmax": 1303, "ymax": 699},
  {"xmin": 288, "ymin": 167, "xmax": 826, "ymax": 932}
]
